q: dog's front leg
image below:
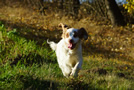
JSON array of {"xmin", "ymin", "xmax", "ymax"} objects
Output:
[{"xmin": 70, "ymin": 60, "xmax": 82, "ymax": 77}]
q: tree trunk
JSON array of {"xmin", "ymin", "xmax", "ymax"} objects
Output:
[
  {"xmin": 72, "ymin": 0, "xmax": 80, "ymax": 18},
  {"xmin": 105, "ymin": 0, "xmax": 126, "ymax": 26},
  {"xmin": 73, "ymin": 0, "xmax": 80, "ymax": 14},
  {"xmin": 38, "ymin": 0, "xmax": 46, "ymax": 15},
  {"xmin": 63, "ymin": 0, "xmax": 80, "ymax": 18}
]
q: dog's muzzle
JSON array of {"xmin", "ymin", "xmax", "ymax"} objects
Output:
[{"xmin": 68, "ymin": 40, "xmax": 76, "ymax": 49}]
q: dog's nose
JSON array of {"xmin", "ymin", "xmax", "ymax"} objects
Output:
[{"xmin": 69, "ymin": 39, "xmax": 73, "ymax": 43}]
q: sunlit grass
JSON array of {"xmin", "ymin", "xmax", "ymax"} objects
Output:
[{"xmin": 0, "ymin": 23, "xmax": 134, "ymax": 89}]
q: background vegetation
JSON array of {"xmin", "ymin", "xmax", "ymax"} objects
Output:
[{"xmin": 0, "ymin": 0, "xmax": 134, "ymax": 89}]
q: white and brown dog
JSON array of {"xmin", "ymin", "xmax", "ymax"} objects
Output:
[{"xmin": 47, "ymin": 23, "xmax": 88, "ymax": 77}]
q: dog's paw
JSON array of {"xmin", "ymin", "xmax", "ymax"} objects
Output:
[{"xmin": 70, "ymin": 72, "xmax": 78, "ymax": 77}]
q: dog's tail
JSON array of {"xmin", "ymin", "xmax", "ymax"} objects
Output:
[{"xmin": 47, "ymin": 39, "xmax": 57, "ymax": 51}]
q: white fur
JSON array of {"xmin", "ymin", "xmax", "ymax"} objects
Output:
[{"xmin": 48, "ymin": 28, "xmax": 86, "ymax": 78}]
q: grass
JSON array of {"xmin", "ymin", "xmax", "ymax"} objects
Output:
[
  {"xmin": 0, "ymin": 22, "xmax": 134, "ymax": 90},
  {"xmin": 1, "ymin": 4, "xmax": 134, "ymax": 61}
]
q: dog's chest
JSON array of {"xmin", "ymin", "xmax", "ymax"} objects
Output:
[
  {"xmin": 68, "ymin": 54, "xmax": 79, "ymax": 67},
  {"xmin": 64, "ymin": 50, "xmax": 79, "ymax": 67}
]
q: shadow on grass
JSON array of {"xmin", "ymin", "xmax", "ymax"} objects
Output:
[
  {"xmin": 0, "ymin": 19, "xmax": 61, "ymax": 45},
  {"xmin": 21, "ymin": 75, "xmax": 97, "ymax": 90},
  {"xmin": 67, "ymin": 78, "xmax": 97, "ymax": 90},
  {"xmin": 1, "ymin": 19, "xmax": 134, "ymax": 65},
  {"xmin": 0, "ymin": 73, "xmax": 97, "ymax": 89},
  {"xmin": 21, "ymin": 75, "xmax": 58, "ymax": 90},
  {"xmin": 0, "ymin": 74, "xmax": 58, "ymax": 90},
  {"xmin": 10, "ymin": 52, "xmax": 57, "ymax": 66}
]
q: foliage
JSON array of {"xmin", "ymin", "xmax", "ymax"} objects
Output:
[
  {"xmin": 1, "ymin": 0, "xmax": 133, "ymax": 25},
  {"xmin": 123, "ymin": 0, "xmax": 134, "ymax": 13}
]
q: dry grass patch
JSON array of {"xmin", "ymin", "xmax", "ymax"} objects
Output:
[{"xmin": 0, "ymin": 2, "xmax": 134, "ymax": 66}]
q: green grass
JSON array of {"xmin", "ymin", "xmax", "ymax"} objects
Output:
[{"xmin": 0, "ymin": 22, "xmax": 134, "ymax": 89}]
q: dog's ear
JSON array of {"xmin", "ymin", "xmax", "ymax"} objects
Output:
[
  {"xmin": 58, "ymin": 23, "xmax": 69, "ymax": 32},
  {"xmin": 78, "ymin": 28, "xmax": 88, "ymax": 40},
  {"xmin": 58, "ymin": 23, "xmax": 69, "ymax": 38}
]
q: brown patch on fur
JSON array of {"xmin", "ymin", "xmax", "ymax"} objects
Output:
[
  {"xmin": 62, "ymin": 31, "xmax": 70, "ymax": 38},
  {"xmin": 65, "ymin": 32, "xmax": 69, "ymax": 38}
]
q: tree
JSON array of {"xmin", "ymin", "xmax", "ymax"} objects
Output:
[
  {"xmin": 72, "ymin": 0, "xmax": 80, "ymax": 17},
  {"xmin": 61, "ymin": 0, "xmax": 80, "ymax": 17},
  {"xmin": 123, "ymin": 0, "xmax": 134, "ymax": 14},
  {"xmin": 105, "ymin": 0, "xmax": 126, "ymax": 26}
]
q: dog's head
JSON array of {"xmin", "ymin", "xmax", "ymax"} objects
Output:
[{"xmin": 59, "ymin": 23, "xmax": 88, "ymax": 50}]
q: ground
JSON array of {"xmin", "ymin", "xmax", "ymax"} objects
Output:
[{"xmin": 0, "ymin": 4, "xmax": 134, "ymax": 89}]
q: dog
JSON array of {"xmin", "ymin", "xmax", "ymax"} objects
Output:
[{"xmin": 47, "ymin": 23, "xmax": 88, "ymax": 77}]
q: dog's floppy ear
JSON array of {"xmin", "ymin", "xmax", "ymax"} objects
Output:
[
  {"xmin": 58, "ymin": 23, "xmax": 69, "ymax": 32},
  {"xmin": 78, "ymin": 28, "xmax": 88, "ymax": 40},
  {"xmin": 59, "ymin": 23, "xmax": 69, "ymax": 38}
]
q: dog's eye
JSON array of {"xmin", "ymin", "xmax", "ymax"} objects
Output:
[
  {"xmin": 73, "ymin": 34, "xmax": 77, "ymax": 37},
  {"xmin": 73, "ymin": 32, "xmax": 78, "ymax": 38}
]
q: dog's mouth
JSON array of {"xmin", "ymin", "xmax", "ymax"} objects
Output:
[{"xmin": 68, "ymin": 43, "xmax": 76, "ymax": 49}]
